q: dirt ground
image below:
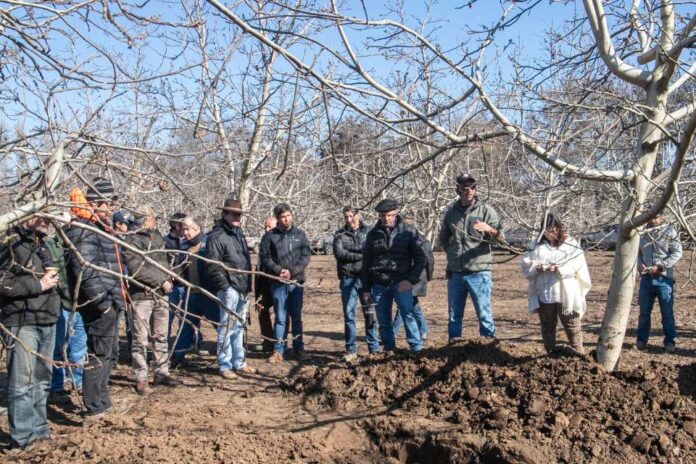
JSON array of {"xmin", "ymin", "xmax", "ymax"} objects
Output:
[{"xmin": 2, "ymin": 251, "xmax": 696, "ymax": 463}]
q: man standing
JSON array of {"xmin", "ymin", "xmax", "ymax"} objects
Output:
[
  {"xmin": 122, "ymin": 209, "xmax": 180, "ymax": 394},
  {"xmin": 362, "ymin": 199, "xmax": 425, "ymax": 353},
  {"xmin": 260, "ymin": 203, "xmax": 311, "ymax": 363},
  {"xmin": 439, "ymin": 174, "xmax": 503, "ymax": 341},
  {"xmin": 333, "ymin": 207, "xmax": 377, "ymax": 361},
  {"xmin": 393, "ymin": 214, "xmax": 434, "ymax": 342},
  {"xmin": 171, "ymin": 215, "xmax": 220, "ymax": 366},
  {"xmin": 253, "ymin": 216, "xmax": 278, "ymax": 353},
  {"xmin": 206, "ymin": 199, "xmax": 254, "ymax": 378},
  {"xmin": 0, "ymin": 215, "xmax": 61, "ymax": 450},
  {"xmin": 635, "ymin": 212, "xmax": 683, "ymax": 353},
  {"xmin": 64, "ymin": 177, "xmax": 127, "ymax": 419},
  {"xmin": 164, "ymin": 212, "xmax": 188, "ymax": 338}
]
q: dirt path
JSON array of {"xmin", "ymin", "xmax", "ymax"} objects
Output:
[{"xmin": 1, "ymin": 252, "xmax": 695, "ymax": 462}]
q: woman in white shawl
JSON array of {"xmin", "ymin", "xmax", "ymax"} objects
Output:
[{"xmin": 520, "ymin": 214, "xmax": 591, "ymax": 354}]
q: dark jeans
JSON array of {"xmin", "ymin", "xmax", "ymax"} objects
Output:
[
  {"xmin": 173, "ymin": 293, "xmax": 220, "ymax": 362},
  {"xmin": 372, "ymin": 283, "xmax": 422, "ymax": 352},
  {"xmin": 81, "ymin": 308, "xmax": 119, "ymax": 415},
  {"xmin": 340, "ymin": 276, "xmax": 379, "ymax": 353},
  {"xmin": 256, "ymin": 278, "xmax": 275, "ymax": 349},
  {"xmin": 168, "ymin": 284, "xmax": 186, "ymax": 339},
  {"xmin": 4, "ymin": 324, "xmax": 56, "ymax": 447},
  {"xmin": 272, "ymin": 283, "xmax": 304, "ymax": 355},
  {"xmin": 637, "ymin": 275, "xmax": 676, "ymax": 345}
]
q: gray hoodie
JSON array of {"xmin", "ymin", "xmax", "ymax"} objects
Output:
[{"xmin": 637, "ymin": 224, "xmax": 682, "ymax": 279}]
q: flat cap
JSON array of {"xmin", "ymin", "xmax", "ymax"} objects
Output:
[{"xmin": 374, "ymin": 198, "xmax": 399, "ymax": 213}]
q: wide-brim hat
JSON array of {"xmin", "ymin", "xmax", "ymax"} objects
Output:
[{"xmin": 217, "ymin": 198, "xmax": 244, "ymax": 213}]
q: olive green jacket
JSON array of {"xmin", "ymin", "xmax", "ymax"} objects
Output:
[{"xmin": 438, "ymin": 199, "xmax": 504, "ymax": 273}]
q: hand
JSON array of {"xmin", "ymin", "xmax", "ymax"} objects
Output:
[
  {"xmin": 279, "ymin": 269, "xmax": 291, "ymax": 280},
  {"xmin": 39, "ymin": 272, "xmax": 59, "ymax": 291},
  {"xmin": 547, "ymin": 264, "xmax": 558, "ymax": 273},
  {"xmin": 473, "ymin": 221, "xmax": 496, "ymax": 235},
  {"xmin": 161, "ymin": 279, "xmax": 173, "ymax": 294},
  {"xmin": 649, "ymin": 266, "xmax": 660, "ymax": 276},
  {"xmin": 397, "ymin": 280, "xmax": 414, "ymax": 293},
  {"xmin": 536, "ymin": 264, "xmax": 544, "ymax": 273},
  {"xmin": 363, "ymin": 292, "xmax": 373, "ymax": 304},
  {"xmin": 638, "ymin": 264, "xmax": 647, "ymax": 273}
]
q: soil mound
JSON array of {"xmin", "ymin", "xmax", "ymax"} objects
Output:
[{"xmin": 289, "ymin": 340, "xmax": 696, "ymax": 463}]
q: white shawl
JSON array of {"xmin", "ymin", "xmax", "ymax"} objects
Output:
[{"xmin": 520, "ymin": 237, "xmax": 591, "ymax": 317}]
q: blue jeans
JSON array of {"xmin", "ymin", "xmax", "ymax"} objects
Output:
[
  {"xmin": 637, "ymin": 275, "xmax": 676, "ymax": 345},
  {"xmin": 173, "ymin": 293, "xmax": 220, "ymax": 362},
  {"xmin": 340, "ymin": 277, "xmax": 379, "ymax": 353},
  {"xmin": 372, "ymin": 283, "xmax": 422, "ymax": 352},
  {"xmin": 272, "ymin": 283, "xmax": 304, "ymax": 355},
  {"xmin": 51, "ymin": 308, "xmax": 87, "ymax": 392},
  {"xmin": 448, "ymin": 271, "xmax": 495, "ymax": 339},
  {"xmin": 168, "ymin": 284, "xmax": 186, "ymax": 338},
  {"xmin": 4, "ymin": 324, "xmax": 56, "ymax": 447},
  {"xmin": 393, "ymin": 300, "xmax": 428, "ymax": 338},
  {"xmin": 217, "ymin": 287, "xmax": 248, "ymax": 372}
]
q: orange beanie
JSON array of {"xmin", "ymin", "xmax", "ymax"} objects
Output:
[{"xmin": 69, "ymin": 187, "xmax": 94, "ymax": 220}]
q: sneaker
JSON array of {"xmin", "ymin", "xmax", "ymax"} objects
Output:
[
  {"xmin": 634, "ymin": 340, "xmax": 647, "ymax": 351},
  {"xmin": 267, "ymin": 351, "xmax": 283, "ymax": 364},
  {"xmin": 135, "ymin": 379, "xmax": 152, "ymax": 395},
  {"xmin": 236, "ymin": 365, "xmax": 258, "ymax": 375},
  {"xmin": 153, "ymin": 375, "xmax": 182, "ymax": 387},
  {"xmin": 421, "ymin": 332, "xmax": 428, "ymax": 341},
  {"xmin": 220, "ymin": 370, "xmax": 237, "ymax": 380},
  {"xmin": 8, "ymin": 440, "xmax": 37, "ymax": 454},
  {"xmin": 665, "ymin": 343, "xmax": 676, "ymax": 354},
  {"xmin": 343, "ymin": 352, "xmax": 358, "ymax": 362},
  {"xmin": 448, "ymin": 337, "xmax": 462, "ymax": 344}
]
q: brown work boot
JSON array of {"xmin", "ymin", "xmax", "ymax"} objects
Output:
[
  {"xmin": 236, "ymin": 365, "xmax": 258, "ymax": 375},
  {"xmin": 267, "ymin": 351, "xmax": 283, "ymax": 364},
  {"xmin": 135, "ymin": 379, "xmax": 152, "ymax": 395},
  {"xmin": 219, "ymin": 370, "xmax": 237, "ymax": 380}
]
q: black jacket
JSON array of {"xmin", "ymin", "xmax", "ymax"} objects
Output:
[
  {"xmin": 205, "ymin": 221, "xmax": 252, "ymax": 294},
  {"xmin": 259, "ymin": 225, "xmax": 311, "ymax": 283},
  {"xmin": 333, "ymin": 223, "xmax": 368, "ymax": 279},
  {"xmin": 361, "ymin": 217, "xmax": 426, "ymax": 292},
  {"xmin": 64, "ymin": 219, "xmax": 126, "ymax": 316},
  {"xmin": 412, "ymin": 235, "xmax": 435, "ymax": 297},
  {"xmin": 123, "ymin": 229, "xmax": 170, "ymax": 300},
  {"xmin": 0, "ymin": 227, "xmax": 61, "ymax": 326}
]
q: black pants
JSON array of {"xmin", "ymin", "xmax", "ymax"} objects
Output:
[{"xmin": 82, "ymin": 308, "xmax": 119, "ymax": 414}]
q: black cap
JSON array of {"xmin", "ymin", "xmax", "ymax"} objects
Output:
[
  {"xmin": 112, "ymin": 210, "xmax": 137, "ymax": 227},
  {"xmin": 374, "ymin": 198, "xmax": 399, "ymax": 213},
  {"xmin": 456, "ymin": 174, "xmax": 476, "ymax": 188}
]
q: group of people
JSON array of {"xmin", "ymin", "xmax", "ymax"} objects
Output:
[{"xmin": 0, "ymin": 173, "xmax": 684, "ymax": 451}]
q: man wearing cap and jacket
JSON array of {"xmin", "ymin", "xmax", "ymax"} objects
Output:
[
  {"xmin": 260, "ymin": 203, "xmax": 312, "ymax": 363},
  {"xmin": 635, "ymin": 212, "xmax": 683, "ymax": 353},
  {"xmin": 0, "ymin": 215, "xmax": 61, "ymax": 450},
  {"xmin": 439, "ymin": 174, "xmax": 503, "ymax": 341},
  {"xmin": 206, "ymin": 199, "xmax": 255, "ymax": 378},
  {"xmin": 361, "ymin": 199, "xmax": 426, "ymax": 353},
  {"xmin": 63, "ymin": 177, "xmax": 127, "ymax": 419},
  {"xmin": 122, "ymin": 209, "xmax": 180, "ymax": 394}
]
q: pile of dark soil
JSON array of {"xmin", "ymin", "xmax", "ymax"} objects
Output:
[{"xmin": 289, "ymin": 340, "xmax": 696, "ymax": 463}]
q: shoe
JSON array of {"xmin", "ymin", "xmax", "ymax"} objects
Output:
[
  {"xmin": 267, "ymin": 351, "xmax": 283, "ymax": 364},
  {"xmin": 48, "ymin": 390, "xmax": 72, "ymax": 405},
  {"xmin": 343, "ymin": 352, "xmax": 358, "ymax": 362},
  {"xmin": 297, "ymin": 351, "xmax": 309, "ymax": 362},
  {"xmin": 135, "ymin": 380, "xmax": 152, "ymax": 395},
  {"xmin": 153, "ymin": 375, "xmax": 182, "ymax": 387},
  {"xmin": 236, "ymin": 365, "xmax": 258, "ymax": 375},
  {"xmin": 170, "ymin": 357, "xmax": 185, "ymax": 370},
  {"xmin": 8, "ymin": 440, "xmax": 37, "ymax": 454},
  {"xmin": 634, "ymin": 340, "xmax": 647, "ymax": 351},
  {"xmin": 448, "ymin": 337, "xmax": 462, "ymax": 344},
  {"xmin": 220, "ymin": 370, "xmax": 238, "ymax": 380},
  {"xmin": 665, "ymin": 343, "xmax": 676, "ymax": 354},
  {"xmin": 421, "ymin": 332, "xmax": 428, "ymax": 341}
]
